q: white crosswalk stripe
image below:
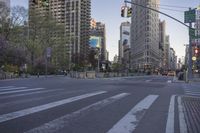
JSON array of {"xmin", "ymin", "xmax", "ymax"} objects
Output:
[
  {"xmin": 0, "ymin": 86, "xmax": 14, "ymax": 89},
  {"xmin": 107, "ymin": 95, "xmax": 159, "ymax": 133},
  {"xmin": 0, "ymin": 87, "xmax": 27, "ymax": 92},
  {"xmin": 0, "ymin": 89, "xmax": 59, "ymax": 99},
  {"xmin": 184, "ymin": 87, "xmax": 200, "ymax": 97},
  {"xmin": 0, "ymin": 88, "xmax": 45, "ymax": 95},
  {"xmin": 25, "ymin": 93, "xmax": 130, "ymax": 133},
  {"xmin": 0, "ymin": 91, "xmax": 106, "ymax": 123}
]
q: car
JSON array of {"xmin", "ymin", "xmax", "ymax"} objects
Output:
[{"xmin": 167, "ymin": 71, "xmax": 175, "ymax": 76}]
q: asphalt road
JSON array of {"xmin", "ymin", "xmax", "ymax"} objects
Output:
[{"xmin": 0, "ymin": 76, "xmax": 191, "ymax": 133}]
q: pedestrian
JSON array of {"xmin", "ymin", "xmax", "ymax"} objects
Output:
[{"xmin": 37, "ymin": 72, "xmax": 39, "ymax": 78}]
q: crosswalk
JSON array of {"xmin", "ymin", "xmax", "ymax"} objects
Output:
[
  {"xmin": 0, "ymin": 86, "xmax": 189, "ymax": 133},
  {"xmin": 183, "ymin": 85, "xmax": 200, "ymax": 97}
]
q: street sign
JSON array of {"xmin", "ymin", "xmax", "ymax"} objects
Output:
[
  {"xmin": 46, "ymin": 47, "xmax": 51, "ymax": 58},
  {"xmin": 190, "ymin": 28, "xmax": 200, "ymax": 39},
  {"xmin": 189, "ymin": 28, "xmax": 195, "ymax": 37},
  {"xmin": 184, "ymin": 9, "xmax": 196, "ymax": 23},
  {"xmin": 191, "ymin": 35, "xmax": 200, "ymax": 39}
]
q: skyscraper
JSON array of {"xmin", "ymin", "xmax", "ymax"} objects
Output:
[
  {"xmin": 66, "ymin": 0, "xmax": 91, "ymax": 66},
  {"xmin": 90, "ymin": 20, "xmax": 106, "ymax": 62},
  {"xmin": 164, "ymin": 35, "xmax": 170, "ymax": 70},
  {"xmin": 119, "ymin": 21, "xmax": 131, "ymax": 64},
  {"xmin": 131, "ymin": 0, "xmax": 160, "ymax": 72},
  {"xmin": 29, "ymin": 0, "xmax": 91, "ymax": 68},
  {"xmin": 159, "ymin": 20, "xmax": 166, "ymax": 69},
  {"xmin": 118, "ymin": 21, "xmax": 131, "ymax": 71}
]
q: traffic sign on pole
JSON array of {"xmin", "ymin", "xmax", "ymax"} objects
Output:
[
  {"xmin": 46, "ymin": 47, "xmax": 51, "ymax": 58},
  {"xmin": 184, "ymin": 9, "xmax": 196, "ymax": 23}
]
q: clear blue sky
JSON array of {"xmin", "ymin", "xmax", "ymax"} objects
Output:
[{"xmin": 11, "ymin": 0, "xmax": 200, "ymax": 61}]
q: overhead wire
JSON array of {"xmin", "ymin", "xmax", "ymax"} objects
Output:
[
  {"xmin": 150, "ymin": 3, "xmax": 189, "ymax": 9},
  {"xmin": 158, "ymin": 7, "xmax": 185, "ymax": 13}
]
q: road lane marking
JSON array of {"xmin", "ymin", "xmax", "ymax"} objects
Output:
[
  {"xmin": 178, "ymin": 96, "xmax": 187, "ymax": 133},
  {"xmin": 107, "ymin": 95, "xmax": 159, "ymax": 133},
  {"xmin": 0, "ymin": 86, "xmax": 15, "ymax": 89},
  {"xmin": 0, "ymin": 91, "xmax": 106, "ymax": 123},
  {"xmin": 0, "ymin": 88, "xmax": 45, "ymax": 95},
  {"xmin": 0, "ymin": 87, "xmax": 27, "ymax": 92},
  {"xmin": 25, "ymin": 93, "xmax": 130, "ymax": 133},
  {"xmin": 165, "ymin": 95, "xmax": 176, "ymax": 133}
]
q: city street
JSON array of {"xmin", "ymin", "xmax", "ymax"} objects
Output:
[{"xmin": 0, "ymin": 76, "xmax": 199, "ymax": 133}]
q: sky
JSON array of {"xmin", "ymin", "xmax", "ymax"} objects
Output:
[{"xmin": 11, "ymin": 0, "xmax": 200, "ymax": 61}]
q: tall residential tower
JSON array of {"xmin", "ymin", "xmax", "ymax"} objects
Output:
[{"xmin": 29, "ymin": 0, "xmax": 91, "ymax": 68}]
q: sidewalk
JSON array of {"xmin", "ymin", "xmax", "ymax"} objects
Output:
[
  {"xmin": 181, "ymin": 96, "xmax": 200, "ymax": 133},
  {"xmin": 191, "ymin": 78, "xmax": 200, "ymax": 82}
]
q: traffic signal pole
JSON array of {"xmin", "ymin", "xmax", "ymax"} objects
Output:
[
  {"xmin": 124, "ymin": 0, "xmax": 195, "ymax": 81},
  {"xmin": 188, "ymin": 8, "xmax": 193, "ymax": 80}
]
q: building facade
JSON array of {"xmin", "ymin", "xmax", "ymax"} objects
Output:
[
  {"xmin": 169, "ymin": 48, "xmax": 177, "ymax": 70},
  {"xmin": 119, "ymin": 21, "xmax": 131, "ymax": 64},
  {"xmin": 113, "ymin": 55, "xmax": 119, "ymax": 64},
  {"xmin": 163, "ymin": 35, "xmax": 170, "ymax": 70},
  {"xmin": 159, "ymin": 20, "xmax": 165, "ymax": 69},
  {"xmin": 29, "ymin": 0, "xmax": 91, "ymax": 69},
  {"xmin": 131, "ymin": 0, "xmax": 160, "ymax": 72},
  {"xmin": 90, "ymin": 20, "xmax": 106, "ymax": 62}
]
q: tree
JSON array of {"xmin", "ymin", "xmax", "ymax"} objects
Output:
[
  {"xmin": 28, "ymin": 9, "xmax": 68, "ymax": 73},
  {"xmin": 112, "ymin": 63, "xmax": 122, "ymax": 72},
  {"xmin": 0, "ymin": 5, "xmax": 27, "ymax": 71},
  {"xmin": 0, "ymin": 5, "xmax": 69, "ymax": 74}
]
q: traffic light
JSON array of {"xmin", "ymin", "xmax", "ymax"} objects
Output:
[
  {"xmin": 121, "ymin": 6, "xmax": 125, "ymax": 17},
  {"xmin": 127, "ymin": 8, "xmax": 132, "ymax": 18},
  {"xmin": 121, "ymin": 6, "xmax": 132, "ymax": 18},
  {"xmin": 195, "ymin": 48, "xmax": 199, "ymax": 54}
]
